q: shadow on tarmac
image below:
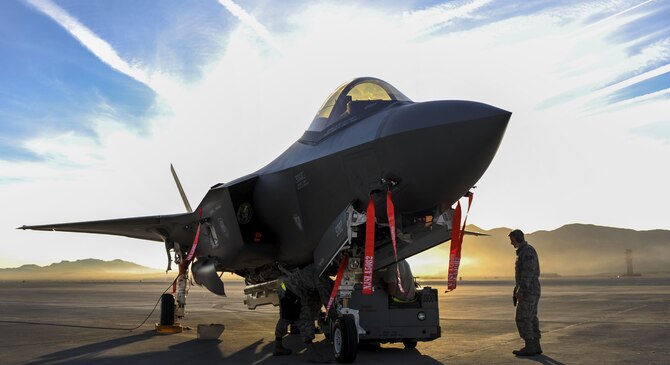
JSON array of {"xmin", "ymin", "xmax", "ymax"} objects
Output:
[
  {"xmin": 23, "ymin": 331, "xmax": 442, "ymax": 365},
  {"xmin": 24, "ymin": 331, "xmax": 162, "ymax": 365},
  {"xmin": 516, "ymin": 354, "xmax": 565, "ymax": 365}
]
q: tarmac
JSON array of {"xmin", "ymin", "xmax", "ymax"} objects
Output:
[{"xmin": 1, "ymin": 276, "xmax": 668, "ymax": 364}]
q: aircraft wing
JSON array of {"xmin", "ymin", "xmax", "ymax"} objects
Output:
[
  {"xmin": 17, "ymin": 213, "xmax": 194, "ymax": 242},
  {"xmin": 373, "ymin": 227, "xmax": 490, "ymax": 270}
]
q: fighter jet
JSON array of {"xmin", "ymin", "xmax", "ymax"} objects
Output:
[{"xmin": 20, "ymin": 77, "xmax": 509, "ymax": 361}]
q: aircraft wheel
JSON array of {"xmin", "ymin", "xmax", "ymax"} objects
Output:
[
  {"xmin": 333, "ymin": 315, "xmax": 358, "ymax": 363},
  {"xmin": 403, "ymin": 339, "xmax": 418, "ymax": 349},
  {"xmin": 160, "ymin": 294, "xmax": 175, "ymax": 325}
]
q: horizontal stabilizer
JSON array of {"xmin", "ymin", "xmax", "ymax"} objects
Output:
[
  {"xmin": 463, "ymin": 230, "xmax": 490, "ymax": 237},
  {"xmin": 17, "ymin": 212, "xmax": 194, "ymax": 242},
  {"xmin": 374, "ymin": 228, "xmax": 489, "ymax": 270}
]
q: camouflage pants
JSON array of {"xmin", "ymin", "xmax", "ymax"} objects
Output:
[
  {"xmin": 277, "ymin": 288, "xmax": 322, "ymax": 343},
  {"xmin": 295, "ymin": 294, "xmax": 321, "ymax": 343},
  {"xmin": 515, "ymin": 294, "xmax": 541, "ymax": 339},
  {"xmin": 275, "ymin": 317, "xmax": 292, "ymax": 339}
]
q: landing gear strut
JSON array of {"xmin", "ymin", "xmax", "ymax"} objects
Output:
[
  {"xmin": 320, "ymin": 206, "xmax": 441, "ymax": 363},
  {"xmin": 156, "ymin": 253, "xmax": 188, "ymax": 334}
]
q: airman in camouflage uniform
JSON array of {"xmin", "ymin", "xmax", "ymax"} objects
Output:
[
  {"xmin": 509, "ymin": 229, "xmax": 542, "ymax": 356},
  {"xmin": 275, "ymin": 263, "xmax": 333, "ymax": 363},
  {"xmin": 272, "ymin": 317, "xmax": 294, "ymax": 356}
]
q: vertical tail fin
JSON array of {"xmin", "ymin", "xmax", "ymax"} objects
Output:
[{"xmin": 170, "ymin": 164, "xmax": 193, "ymax": 213}]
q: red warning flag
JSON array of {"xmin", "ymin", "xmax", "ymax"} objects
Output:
[
  {"xmin": 362, "ymin": 196, "xmax": 375, "ymax": 295},
  {"xmin": 386, "ymin": 190, "xmax": 405, "ymax": 294},
  {"xmin": 326, "ymin": 256, "xmax": 349, "ymax": 319},
  {"xmin": 446, "ymin": 201, "xmax": 462, "ymax": 292},
  {"xmin": 446, "ymin": 194, "xmax": 473, "ymax": 292},
  {"xmin": 175, "ymin": 208, "xmax": 203, "ymax": 293}
]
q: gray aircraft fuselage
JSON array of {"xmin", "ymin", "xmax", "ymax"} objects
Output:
[{"xmin": 21, "ymin": 77, "xmax": 510, "ymax": 286}]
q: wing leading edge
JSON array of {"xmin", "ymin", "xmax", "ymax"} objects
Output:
[{"xmin": 18, "ymin": 212, "xmax": 194, "ymax": 242}]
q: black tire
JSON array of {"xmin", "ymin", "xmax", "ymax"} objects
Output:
[
  {"xmin": 403, "ymin": 339, "xmax": 418, "ymax": 349},
  {"xmin": 160, "ymin": 294, "xmax": 175, "ymax": 325},
  {"xmin": 333, "ymin": 315, "xmax": 358, "ymax": 363}
]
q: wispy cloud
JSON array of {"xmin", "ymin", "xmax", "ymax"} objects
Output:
[
  {"xmin": 25, "ymin": 0, "xmax": 178, "ymax": 96},
  {"xmin": 401, "ymin": 0, "xmax": 494, "ymax": 37},
  {"xmin": 26, "ymin": 0, "xmax": 148, "ymax": 85},
  {"xmin": 25, "ymin": 0, "xmax": 246, "ymax": 110},
  {"xmin": 578, "ymin": 0, "xmax": 657, "ymax": 34},
  {"xmin": 632, "ymin": 119, "xmax": 670, "ymax": 143},
  {"xmin": 216, "ymin": 0, "xmax": 281, "ymax": 51},
  {"xmin": 574, "ymin": 63, "xmax": 670, "ymax": 111},
  {"xmin": 596, "ymin": 85, "xmax": 670, "ymax": 114},
  {"xmin": 22, "ymin": 131, "xmax": 102, "ymax": 166}
]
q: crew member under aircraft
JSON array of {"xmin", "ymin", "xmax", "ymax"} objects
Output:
[
  {"xmin": 275, "ymin": 264, "xmax": 333, "ymax": 363},
  {"xmin": 273, "ymin": 316, "xmax": 296, "ymax": 356}
]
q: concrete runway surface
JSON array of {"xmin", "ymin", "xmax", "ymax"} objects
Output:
[{"xmin": 1, "ymin": 277, "xmax": 668, "ymax": 364}]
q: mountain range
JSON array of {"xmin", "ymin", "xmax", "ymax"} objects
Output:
[
  {"xmin": 2, "ymin": 224, "xmax": 668, "ymax": 280},
  {"xmin": 0, "ymin": 258, "xmax": 165, "ymax": 281},
  {"xmin": 411, "ymin": 223, "xmax": 670, "ymax": 278}
]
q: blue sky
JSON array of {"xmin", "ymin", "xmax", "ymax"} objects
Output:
[{"xmin": 1, "ymin": 0, "xmax": 669, "ymax": 268}]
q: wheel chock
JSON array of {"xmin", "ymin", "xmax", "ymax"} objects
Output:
[
  {"xmin": 155, "ymin": 322, "xmax": 183, "ymax": 334},
  {"xmin": 197, "ymin": 324, "xmax": 225, "ymax": 340}
]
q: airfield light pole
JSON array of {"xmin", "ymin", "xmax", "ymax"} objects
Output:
[
  {"xmin": 621, "ymin": 249, "xmax": 641, "ymax": 277},
  {"xmin": 625, "ymin": 249, "xmax": 634, "ymax": 276}
]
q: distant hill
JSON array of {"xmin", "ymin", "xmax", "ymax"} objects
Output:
[
  {"xmin": 0, "ymin": 259, "xmax": 166, "ymax": 281},
  {"xmin": 410, "ymin": 223, "xmax": 670, "ymax": 278},
  {"xmin": 4, "ymin": 224, "xmax": 669, "ymax": 281}
]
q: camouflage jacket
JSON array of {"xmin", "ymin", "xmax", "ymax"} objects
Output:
[
  {"xmin": 282, "ymin": 264, "xmax": 333, "ymax": 307},
  {"xmin": 515, "ymin": 241, "xmax": 541, "ymax": 296}
]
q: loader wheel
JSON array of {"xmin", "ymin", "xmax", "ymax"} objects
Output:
[
  {"xmin": 403, "ymin": 339, "xmax": 418, "ymax": 349},
  {"xmin": 160, "ymin": 294, "xmax": 175, "ymax": 325},
  {"xmin": 333, "ymin": 315, "xmax": 358, "ymax": 363}
]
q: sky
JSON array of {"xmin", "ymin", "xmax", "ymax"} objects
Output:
[{"xmin": 1, "ymin": 0, "xmax": 669, "ymax": 270}]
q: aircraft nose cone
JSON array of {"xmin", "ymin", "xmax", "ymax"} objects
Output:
[
  {"xmin": 377, "ymin": 100, "xmax": 510, "ymax": 211},
  {"xmin": 380, "ymin": 100, "xmax": 510, "ymax": 138}
]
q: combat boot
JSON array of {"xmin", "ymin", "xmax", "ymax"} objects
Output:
[
  {"xmin": 534, "ymin": 338, "xmax": 543, "ymax": 354},
  {"xmin": 512, "ymin": 338, "xmax": 537, "ymax": 356},
  {"xmin": 272, "ymin": 339, "xmax": 292, "ymax": 356},
  {"xmin": 305, "ymin": 342, "xmax": 331, "ymax": 363}
]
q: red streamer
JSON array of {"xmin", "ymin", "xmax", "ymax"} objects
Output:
[
  {"xmin": 362, "ymin": 196, "xmax": 375, "ymax": 295},
  {"xmin": 386, "ymin": 190, "xmax": 405, "ymax": 294},
  {"xmin": 446, "ymin": 193, "xmax": 473, "ymax": 292},
  {"xmin": 325, "ymin": 256, "xmax": 349, "ymax": 319}
]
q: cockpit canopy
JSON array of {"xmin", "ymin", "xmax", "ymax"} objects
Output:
[{"xmin": 307, "ymin": 77, "xmax": 412, "ymax": 132}]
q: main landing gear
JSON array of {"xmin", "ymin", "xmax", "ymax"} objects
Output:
[
  {"xmin": 320, "ymin": 207, "xmax": 441, "ymax": 363},
  {"xmin": 332, "ymin": 315, "xmax": 359, "ymax": 363}
]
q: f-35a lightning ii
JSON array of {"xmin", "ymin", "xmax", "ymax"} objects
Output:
[{"xmin": 20, "ymin": 77, "xmax": 510, "ymax": 363}]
